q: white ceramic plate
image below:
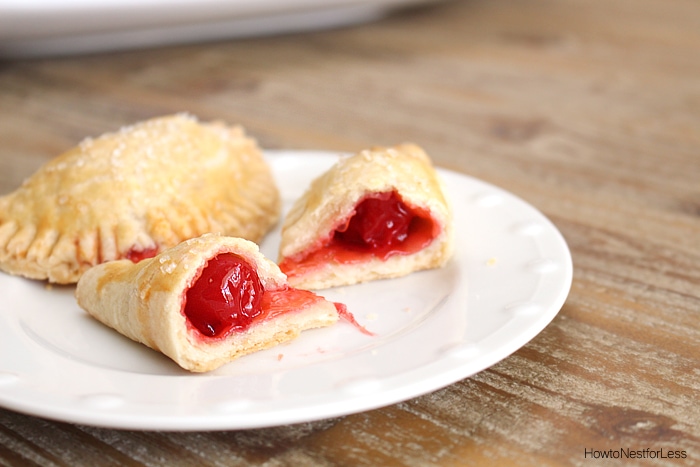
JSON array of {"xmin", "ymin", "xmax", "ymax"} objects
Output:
[
  {"xmin": 0, "ymin": 151, "xmax": 572, "ymax": 430},
  {"xmin": 0, "ymin": 0, "xmax": 441, "ymax": 57}
]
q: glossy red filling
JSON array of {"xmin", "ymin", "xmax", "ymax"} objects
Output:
[
  {"xmin": 280, "ymin": 191, "xmax": 438, "ymax": 277},
  {"xmin": 184, "ymin": 253, "xmax": 264, "ymax": 337},
  {"xmin": 183, "ymin": 253, "xmax": 331, "ymax": 339},
  {"xmin": 334, "ymin": 191, "xmax": 414, "ymax": 251}
]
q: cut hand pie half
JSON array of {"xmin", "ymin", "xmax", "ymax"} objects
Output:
[
  {"xmin": 278, "ymin": 144, "xmax": 453, "ymax": 290},
  {"xmin": 76, "ymin": 234, "xmax": 341, "ymax": 372},
  {"xmin": 0, "ymin": 114, "xmax": 280, "ymax": 284}
]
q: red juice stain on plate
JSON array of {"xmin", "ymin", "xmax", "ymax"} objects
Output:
[{"xmin": 334, "ymin": 302, "xmax": 374, "ymax": 336}]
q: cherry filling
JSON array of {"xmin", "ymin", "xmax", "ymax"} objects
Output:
[
  {"xmin": 125, "ymin": 246, "xmax": 158, "ymax": 263},
  {"xmin": 334, "ymin": 191, "xmax": 414, "ymax": 253},
  {"xmin": 184, "ymin": 253, "xmax": 264, "ymax": 338},
  {"xmin": 280, "ymin": 190, "xmax": 437, "ymax": 277}
]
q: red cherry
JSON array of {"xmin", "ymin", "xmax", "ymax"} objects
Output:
[
  {"xmin": 279, "ymin": 190, "xmax": 437, "ymax": 279},
  {"xmin": 184, "ymin": 253, "xmax": 264, "ymax": 338},
  {"xmin": 334, "ymin": 191, "xmax": 413, "ymax": 251}
]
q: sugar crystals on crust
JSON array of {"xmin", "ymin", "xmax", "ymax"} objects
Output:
[{"xmin": 0, "ymin": 114, "xmax": 280, "ymax": 284}]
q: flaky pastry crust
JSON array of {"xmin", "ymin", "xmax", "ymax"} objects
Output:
[
  {"xmin": 279, "ymin": 143, "xmax": 453, "ymax": 289},
  {"xmin": 0, "ymin": 114, "xmax": 280, "ymax": 284},
  {"xmin": 76, "ymin": 234, "xmax": 339, "ymax": 373}
]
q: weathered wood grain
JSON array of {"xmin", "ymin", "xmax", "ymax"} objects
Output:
[{"xmin": 0, "ymin": 0, "xmax": 698, "ymax": 465}]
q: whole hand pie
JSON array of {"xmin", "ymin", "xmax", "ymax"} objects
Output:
[
  {"xmin": 76, "ymin": 234, "xmax": 341, "ymax": 372},
  {"xmin": 278, "ymin": 144, "xmax": 453, "ymax": 290},
  {"xmin": 0, "ymin": 114, "xmax": 280, "ymax": 284}
]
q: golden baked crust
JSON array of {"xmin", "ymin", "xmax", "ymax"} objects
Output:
[
  {"xmin": 279, "ymin": 143, "xmax": 453, "ymax": 289},
  {"xmin": 0, "ymin": 114, "xmax": 280, "ymax": 284},
  {"xmin": 76, "ymin": 234, "xmax": 339, "ymax": 373}
]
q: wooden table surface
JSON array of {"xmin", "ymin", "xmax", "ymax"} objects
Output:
[{"xmin": 1, "ymin": 0, "xmax": 699, "ymax": 465}]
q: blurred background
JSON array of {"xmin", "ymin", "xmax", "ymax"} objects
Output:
[{"xmin": 0, "ymin": 0, "xmax": 699, "ymax": 464}]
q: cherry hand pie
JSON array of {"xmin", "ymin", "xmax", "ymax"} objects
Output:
[
  {"xmin": 0, "ymin": 114, "xmax": 280, "ymax": 284},
  {"xmin": 76, "ymin": 234, "xmax": 340, "ymax": 372},
  {"xmin": 278, "ymin": 144, "xmax": 453, "ymax": 290}
]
